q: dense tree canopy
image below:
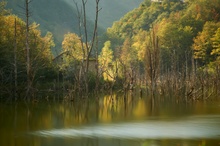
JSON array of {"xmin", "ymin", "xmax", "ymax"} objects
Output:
[
  {"xmin": 1, "ymin": 0, "xmax": 220, "ymax": 97},
  {"xmin": 0, "ymin": 2, "xmax": 56, "ymax": 96},
  {"xmin": 103, "ymin": 0, "xmax": 220, "ymax": 75}
]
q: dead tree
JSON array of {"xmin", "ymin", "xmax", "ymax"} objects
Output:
[
  {"xmin": 25, "ymin": 0, "xmax": 32, "ymax": 100},
  {"xmin": 14, "ymin": 18, "xmax": 18, "ymax": 100},
  {"xmin": 73, "ymin": 0, "xmax": 101, "ymax": 96},
  {"xmin": 145, "ymin": 26, "xmax": 160, "ymax": 95},
  {"xmin": 94, "ymin": 0, "xmax": 101, "ymax": 94}
]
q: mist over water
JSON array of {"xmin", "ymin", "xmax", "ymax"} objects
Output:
[{"xmin": 33, "ymin": 115, "xmax": 220, "ymax": 140}]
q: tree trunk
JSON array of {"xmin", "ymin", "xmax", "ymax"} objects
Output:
[
  {"xmin": 145, "ymin": 26, "xmax": 160, "ymax": 96},
  {"xmin": 25, "ymin": 0, "xmax": 31, "ymax": 100},
  {"xmin": 95, "ymin": 30, "xmax": 99, "ymax": 93},
  {"xmin": 14, "ymin": 18, "xmax": 18, "ymax": 100},
  {"xmin": 74, "ymin": 0, "xmax": 101, "ymax": 96}
]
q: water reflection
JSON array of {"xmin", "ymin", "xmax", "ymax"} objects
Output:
[{"xmin": 0, "ymin": 94, "xmax": 220, "ymax": 146}]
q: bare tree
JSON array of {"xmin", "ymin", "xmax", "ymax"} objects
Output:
[
  {"xmin": 73, "ymin": 0, "xmax": 101, "ymax": 96},
  {"xmin": 14, "ymin": 18, "xmax": 18, "ymax": 100},
  {"xmin": 25, "ymin": 0, "xmax": 32, "ymax": 100},
  {"xmin": 145, "ymin": 26, "xmax": 160, "ymax": 95},
  {"xmin": 94, "ymin": 0, "xmax": 101, "ymax": 94}
]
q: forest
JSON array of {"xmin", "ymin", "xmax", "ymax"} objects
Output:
[{"xmin": 1, "ymin": 0, "xmax": 220, "ymax": 101}]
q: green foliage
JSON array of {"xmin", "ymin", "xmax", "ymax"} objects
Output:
[
  {"xmin": 132, "ymin": 30, "xmax": 148, "ymax": 61},
  {"xmin": 6, "ymin": 0, "xmax": 142, "ymax": 54},
  {"xmin": 88, "ymin": 71, "xmax": 97, "ymax": 91},
  {"xmin": 120, "ymin": 38, "xmax": 138, "ymax": 69},
  {"xmin": 211, "ymin": 28, "xmax": 220, "ymax": 62},
  {"xmin": 0, "ymin": 1, "xmax": 8, "ymax": 16},
  {"xmin": 193, "ymin": 22, "xmax": 220, "ymax": 65},
  {"xmin": 158, "ymin": 18, "xmax": 193, "ymax": 69},
  {"xmin": 62, "ymin": 32, "xmax": 83, "ymax": 61},
  {"xmin": 2, "ymin": 0, "xmax": 220, "ymax": 94},
  {"xmin": 103, "ymin": 0, "xmax": 220, "ymax": 77},
  {"xmin": 0, "ymin": 5, "xmax": 56, "ymax": 95},
  {"xmin": 6, "ymin": 0, "xmax": 102, "ymax": 53},
  {"xmin": 58, "ymin": 32, "xmax": 86, "ymax": 83}
]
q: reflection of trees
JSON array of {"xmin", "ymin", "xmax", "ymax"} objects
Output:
[
  {"xmin": 0, "ymin": 96, "xmax": 154, "ymax": 146},
  {"xmin": 0, "ymin": 94, "xmax": 151, "ymax": 146},
  {"xmin": 60, "ymin": 94, "xmax": 161, "ymax": 126},
  {"xmin": 98, "ymin": 93, "xmax": 150, "ymax": 122},
  {"xmin": 2, "ymin": 95, "xmax": 220, "ymax": 146}
]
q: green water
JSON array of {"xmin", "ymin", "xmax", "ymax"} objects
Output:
[{"xmin": 0, "ymin": 94, "xmax": 220, "ymax": 146}]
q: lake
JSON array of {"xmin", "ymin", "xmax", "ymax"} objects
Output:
[{"xmin": 0, "ymin": 93, "xmax": 220, "ymax": 146}]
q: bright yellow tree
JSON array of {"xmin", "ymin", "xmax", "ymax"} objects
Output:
[
  {"xmin": 98, "ymin": 41, "xmax": 114, "ymax": 81},
  {"xmin": 211, "ymin": 27, "xmax": 220, "ymax": 62},
  {"xmin": 62, "ymin": 32, "xmax": 83, "ymax": 61}
]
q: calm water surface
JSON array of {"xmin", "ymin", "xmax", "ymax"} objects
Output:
[{"xmin": 0, "ymin": 94, "xmax": 220, "ymax": 146}]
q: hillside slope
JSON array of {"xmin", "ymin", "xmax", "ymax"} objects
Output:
[
  {"xmin": 104, "ymin": 0, "xmax": 220, "ymax": 72},
  {"xmin": 6, "ymin": 0, "xmax": 143, "ymax": 53},
  {"xmin": 63, "ymin": 0, "xmax": 143, "ymax": 28}
]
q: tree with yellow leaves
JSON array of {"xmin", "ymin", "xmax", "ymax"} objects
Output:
[
  {"xmin": 193, "ymin": 22, "xmax": 220, "ymax": 65},
  {"xmin": 62, "ymin": 32, "xmax": 84, "ymax": 61},
  {"xmin": 211, "ymin": 28, "xmax": 220, "ymax": 63},
  {"xmin": 98, "ymin": 41, "xmax": 114, "ymax": 81}
]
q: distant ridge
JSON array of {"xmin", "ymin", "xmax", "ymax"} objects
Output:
[{"xmin": 6, "ymin": 0, "xmax": 143, "ymax": 52}]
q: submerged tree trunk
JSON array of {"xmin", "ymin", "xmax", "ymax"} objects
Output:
[
  {"xmin": 145, "ymin": 26, "xmax": 160, "ymax": 96},
  {"xmin": 94, "ymin": 1, "xmax": 101, "ymax": 94},
  {"xmin": 25, "ymin": 0, "xmax": 31, "ymax": 100},
  {"xmin": 95, "ymin": 30, "xmax": 99, "ymax": 94},
  {"xmin": 73, "ymin": 0, "xmax": 101, "ymax": 96},
  {"xmin": 14, "ymin": 18, "xmax": 18, "ymax": 100}
]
